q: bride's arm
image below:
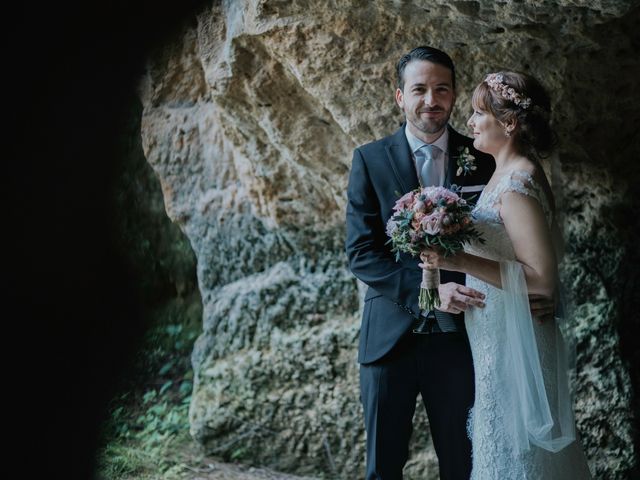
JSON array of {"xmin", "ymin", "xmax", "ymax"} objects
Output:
[
  {"xmin": 422, "ymin": 191, "xmax": 557, "ymax": 297},
  {"xmin": 501, "ymin": 191, "xmax": 558, "ymax": 297}
]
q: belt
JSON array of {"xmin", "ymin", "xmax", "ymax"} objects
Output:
[{"xmin": 414, "ymin": 310, "xmax": 463, "ymax": 334}]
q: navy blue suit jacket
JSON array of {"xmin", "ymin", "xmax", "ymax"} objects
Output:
[{"xmin": 345, "ymin": 124, "xmax": 494, "ymax": 364}]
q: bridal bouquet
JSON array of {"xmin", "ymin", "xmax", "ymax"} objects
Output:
[{"xmin": 385, "ymin": 186, "xmax": 483, "ymax": 311}]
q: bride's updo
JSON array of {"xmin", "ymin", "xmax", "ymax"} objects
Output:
[{"xmin": 472, "ymin": 71, "xmax": 555, "ymax": 161}]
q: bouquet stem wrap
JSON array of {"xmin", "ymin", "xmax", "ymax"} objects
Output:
[{"xmin": 419, "ymin": 268, "xmax": 440, "ymax": 311}]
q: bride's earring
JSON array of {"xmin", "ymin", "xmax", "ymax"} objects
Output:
[
  {"xmin": 505, "ymin": 125, "xmax": 515, "ymax": 137},
  {"xmin": 501, "ymin": 120, "xmax": 514, "ymax": 138}
]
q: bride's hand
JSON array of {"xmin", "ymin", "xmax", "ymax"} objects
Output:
[{"xmin": 420, "ymin": 248, "xmax": 462, "ymax": 271}]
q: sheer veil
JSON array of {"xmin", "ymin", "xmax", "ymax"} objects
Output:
[
  {"xmin": 500, "ymin": 260, "xmax": 577, "ymax": 454},
  {"xmin": 499, "ymin": 152, "xmax": 579, "ymax": 454}
]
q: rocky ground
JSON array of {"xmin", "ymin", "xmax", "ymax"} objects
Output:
[{"xmin": 179, "ymin": 461, "xmax": 316, "ymax": 480}]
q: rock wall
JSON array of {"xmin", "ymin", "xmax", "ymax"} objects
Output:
[{"xmin": 139, "ymin": 1, "xmax": 640, "ymax": 478}]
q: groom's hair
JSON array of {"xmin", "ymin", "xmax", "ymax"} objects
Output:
[{"xmin": 396, "ymin": 46, "xmax": 456, "ymax": 91}]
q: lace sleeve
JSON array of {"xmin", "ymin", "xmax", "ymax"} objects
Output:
[{"xmin": 492, "ymin": 170, "xmax": 552, "ymax": 224}]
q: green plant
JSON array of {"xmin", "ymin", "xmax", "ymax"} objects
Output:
[{"xmin": 96, "ymin": 296, "xmax": 202, "ymax": 479}]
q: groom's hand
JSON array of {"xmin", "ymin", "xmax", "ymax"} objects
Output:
[
  {"xmin": 529, "ymin": 294, "xmax": 555, "ymax": 324},
  {"xmin": 437, "ymin": 282, "xmax": 486, "ymax": 314}
]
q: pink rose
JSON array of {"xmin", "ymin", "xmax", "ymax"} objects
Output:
[
  {"xmin": 421, "ymin": 212, "xmax": 444, "ymax": 235},
  {"xmin": 395, "ymin": 191, "xmax": 415, "ymax": 210}
]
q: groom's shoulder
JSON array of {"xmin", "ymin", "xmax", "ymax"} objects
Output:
[{"xmin": 355, "ymin": 126, "xmax": 403, "ymax": 157}]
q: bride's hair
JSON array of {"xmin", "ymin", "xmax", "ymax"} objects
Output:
[{"xmin": 472, "ymin": 71, "xmax": 556, "ymax": 161}]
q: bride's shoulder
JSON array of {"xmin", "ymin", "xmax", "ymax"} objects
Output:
[
  {"xmin": 501, "ymin": 159, "xmax": 545, "ymax": 190},
  {"xmin": 506, "ymin": 158, "xmax": 536, "ymax": 178},
  {"xmin": 501, "ymin": 161, "xmax": 555, "ymax": 213}
]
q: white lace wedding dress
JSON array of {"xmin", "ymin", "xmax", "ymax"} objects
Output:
[{"xmin": 464, "ymin": 170, "xmax": 592, "ymax": 479}]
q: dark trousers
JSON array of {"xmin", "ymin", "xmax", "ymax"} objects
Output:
[{"xmin": 359, "ymin": 332, "xmax": 475, "ymax": 480}]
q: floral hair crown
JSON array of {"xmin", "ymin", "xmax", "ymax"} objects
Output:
[{"xmin": 484, "ymin": 73, "xmax": 532, "ymax": 109}]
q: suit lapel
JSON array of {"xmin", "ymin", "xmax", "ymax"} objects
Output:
[
  {"xmin": 445, "ymin": 125, "xmax": 466, "ymax": 189},
  {"xmin": 385, "ymin": 125, "xmax": 419, "ymax": 195}
]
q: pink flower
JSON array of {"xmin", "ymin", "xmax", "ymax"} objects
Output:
[
  {"xmin": 395, "ymin": 191, "xmax": 415, "ymax": 210},
  {"xmin": 413, "ymin": 200, "xmax": 426, "ymax": 213},
  {"xmin": 421, "ymin": 212, "xmax": 444, "ymax": 235},
  {"xmin": 420, "ymin": 186, "xmax": 460, "ymax": 204}
]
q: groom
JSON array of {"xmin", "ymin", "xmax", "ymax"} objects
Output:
[{"xmin": 345, "ymin": 46, "xmax": 493, "ymax": 479}]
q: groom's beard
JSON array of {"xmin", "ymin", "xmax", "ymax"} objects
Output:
[{"xmin": 408, "ymin": 108, "xmax": 451, "ymax": 135}]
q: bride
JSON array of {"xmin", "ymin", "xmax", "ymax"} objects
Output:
[{"xmin": 421, "ymin": 71, "xmax": 592, "ymax": 478}]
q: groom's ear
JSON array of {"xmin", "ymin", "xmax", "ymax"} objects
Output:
[{"xmin": 395, "ymin": 87, "xmax": 404, "ymax": 109}]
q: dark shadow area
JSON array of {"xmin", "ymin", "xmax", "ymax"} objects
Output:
[
  {"xmin": 8, "ymin": 1, "xmax": 208, "ymax": 478},
  {"xmin": 613, "ymin": 197, "xmax": 640, "ymax": 478},
  {"xmin": 600, "ymin": 9, "xmax": 640, "ymax": 473},
  {"xmin": 564, "ymin": 6, "xmax": 640, "ymax": 475}
]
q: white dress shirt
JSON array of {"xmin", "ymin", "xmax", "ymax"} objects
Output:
[{"xmin": 405, "ymin": 125, "xmax": 449, "ymax": 186}]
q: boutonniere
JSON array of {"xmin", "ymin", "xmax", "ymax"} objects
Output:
[{"xmin": 455, "ymin": 146, "xmax": 477, "ymax": 176}]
